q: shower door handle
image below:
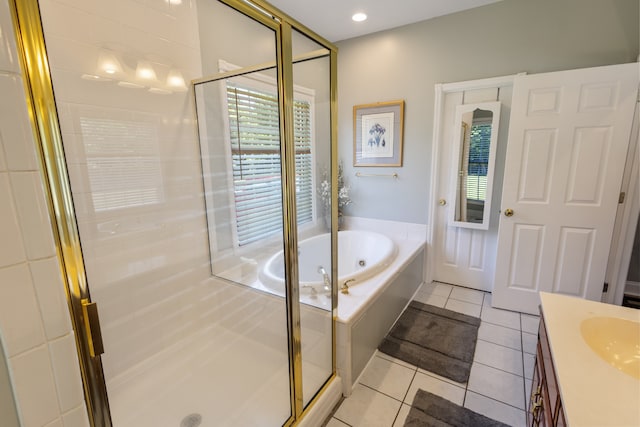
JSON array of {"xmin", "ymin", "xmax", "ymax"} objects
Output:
[{"xmin": 81, "ymin": 299, "xmax": 105, "ymax": 357}]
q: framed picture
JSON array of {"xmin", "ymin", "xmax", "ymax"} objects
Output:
[{"xmin": 353, "ymin": 100, "xmax": 404, "ymax": 167}]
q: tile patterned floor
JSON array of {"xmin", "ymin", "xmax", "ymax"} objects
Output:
[{"xmin": 324, "ymin": 282, "xmax": 539, "ymax": 427}]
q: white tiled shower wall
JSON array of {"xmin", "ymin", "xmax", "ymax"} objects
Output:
[{"xmin": 0, "ymin": 0, "xmax": 89, "ymax": 425}]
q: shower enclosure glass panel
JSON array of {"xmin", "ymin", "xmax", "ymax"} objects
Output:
[
  {"xmin": 35, "ymin": 0, "xmax": 293, "ymax": 424},
  {"xmin": 290, "ymin": 29, "xmax": 334, "ymax": 407},
  {"xmin": 194, "ymin": 27, "xmax": 336, "ymax": 412}
]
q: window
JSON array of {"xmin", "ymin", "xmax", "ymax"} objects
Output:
[
  {"xmin": 226, "ymin": 83, "xmax": 314, "ymax": 246},
  {"xmin": 466, "ymin": 122, "xmax": 491, "ymax": 201}
]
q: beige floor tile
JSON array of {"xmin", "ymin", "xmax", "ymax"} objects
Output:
[
  {"xmin": 422, "ymin": 282, "xmax": 453, "ymax": 297},
  {"xmin": 358, "ymin": 356, "xmax": 416, "ymax": 401},
  {"xmin": 445, "ymin": 298, "xmax": 482, "ymax": 317},
  {"xmin": 523, "ymin": 352, "xmax": 535, "ymax": 380},
  {"xmin": 326, "ymin": 417, "xmax": 350, "ymax": 427},
  {"xmin": 450, "ymin": 287, "xmax": 485, "ymax": 305},
  {"xmin": 373, "ymin": 350, "xmax": 418, "ymax": 371},
  {"xmin": 412, "ymin": 291, "xmax": 447, "ymax": 308},
  {"xmin": 374, "ymin": 350, "xmax": 417, "ymax": 370},
  {"xmin": 520, "ymin": 314, "xmax": 540, "ymax": 335},
  {"xmin": 392, "ymin": 404, "xmax": 412, "ymax": 427},
  {"xmin": 468, "ymin": 362, "xmax": 525, "ymax": 409},
  {"xmin": 464, "ymin": 390, "xmax": 527, "ymax": 426},
  {"xmin": 393, "ymin": 403, "xmax": 411, "ymax": 427},
  {"xmin": 477, "ymin": 322, "xmax": 522, "ymax": 351},
  {"xmin": 522, "ymin": 332, "xmax": 537, "ymax": 355},
  {"xmin": 333, "ymin": 384, "xmax": 402, "ymax": 427},
  {"xmin": 415, "ymin": 367, "xmax": 467, "ymax": 389},
  {"xmin": 481, "ymin": 296, "xmax": 521, "ymax": 330},
  {"xmin": 404, "ymin": 371, "xmax": 465, "ymax": 406},
  {"xmin": 473, "ymin": 340, "xmax": 524, "ymax": 376}
]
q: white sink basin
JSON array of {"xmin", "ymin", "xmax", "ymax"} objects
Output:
[{"xmin": 580, "ymin": 316, "xmax": 640, "ymax": 380}]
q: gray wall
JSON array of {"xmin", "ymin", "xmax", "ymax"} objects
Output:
[{"xmin": 336, "ymin": 0, "xmax": 639, "ymax": 224}]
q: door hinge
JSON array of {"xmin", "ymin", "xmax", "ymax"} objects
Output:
[
  {"xmin": 603, "ymin": 282, "xmax": 609, "ymax": 292},
  {"xmin": 81, "ymin": 299, "xmax": 105, "ymax": 357},
  {"xmin": 619, "ymin": 192, "xmax": 626, "ymax": 204}
]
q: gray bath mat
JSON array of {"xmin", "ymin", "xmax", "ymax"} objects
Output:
[
  {"xmin": 405, "ymin": 389, "xmax": 509, "ymax": 427},
  {"xmin": 378, "ymin": 301, "xmax": 480, "ymax": 383}
]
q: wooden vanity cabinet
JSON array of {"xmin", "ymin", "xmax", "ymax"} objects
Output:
[{"xmin": 528, "ymin": 314, "xmax": 566, "ymax": 426}]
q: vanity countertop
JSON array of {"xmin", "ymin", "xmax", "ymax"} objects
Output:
[{"xmin": 539, "ymin": 292, "xmax": 640, "ymax": 427}]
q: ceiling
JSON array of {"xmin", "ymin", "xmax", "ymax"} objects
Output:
[{"xmin": 267, "ymin": 0, "xmax": 502, "ymax": 42}]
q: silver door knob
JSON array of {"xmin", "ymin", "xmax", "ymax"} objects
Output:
[{"xmin": 439, "ymin": 199, "xmax": 447, "ymax": 206}]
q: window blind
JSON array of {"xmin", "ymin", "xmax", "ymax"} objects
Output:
[
  {"xmin": 227, "ymin": 85, "xmax": 313, "ymax": 246},
  {"xmin": 80, "ymin": 117, "xmax": 163, "ymax": 212},
  {"xmin": 466, "ymin": 122, "xmax": 491, "ymax": 201}
]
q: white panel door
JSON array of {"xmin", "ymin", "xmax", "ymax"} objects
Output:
[
  {"xmin": 493, "ymin": 63, "xmax": 638, "ymax": 314},
  {"xmin": 433, "ymin": 87, "xmax": 510, "ymax": 291}
]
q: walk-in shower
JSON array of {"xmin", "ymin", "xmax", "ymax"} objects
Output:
[{"xmin": 11, "ymin": 0, "xmax": 339, "ymax": 425}]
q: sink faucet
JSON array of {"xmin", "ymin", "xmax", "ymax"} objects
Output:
[{"xmin": 318, "ymin": 266, "xmax": 331, "ymax": 291}]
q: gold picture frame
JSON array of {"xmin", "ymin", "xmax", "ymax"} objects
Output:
[{"xmin": 353, "ymin": 100, "xmax": 404, "ymax": 167}]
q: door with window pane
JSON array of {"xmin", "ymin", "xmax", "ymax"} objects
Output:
[{"xmin": 433, "ymin": 87, "xmax": 512, "ymax": 291}]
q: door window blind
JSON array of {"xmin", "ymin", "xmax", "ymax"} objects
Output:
[
  {"xmin": 466, "ymin": 122, "xmax": 491, "ymax": 201},
  {"xmin": 227, "ymin": 84, "xmax": 313, "ymax": 246}
]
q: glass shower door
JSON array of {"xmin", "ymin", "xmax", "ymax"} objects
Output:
[
  {"xmin": 18, "ymin": 0, "xmax": 338, "ymax": 423},
  {"xmin": 34, "ymin": 0, "xmax": 295, "ymax": 424}
]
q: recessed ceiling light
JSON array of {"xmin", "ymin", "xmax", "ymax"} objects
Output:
[{"xmin": 352, "ymin": 12, "xmax": 367, "ymax": 22}]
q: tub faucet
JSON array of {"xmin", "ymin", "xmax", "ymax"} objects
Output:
[
  {"xmin": 341, "ymin": 279, "xmax": 356, "ymax": 295},
  {"xmin": 318, "ymin": 266, "xmax": 331, "ymax": 291}
]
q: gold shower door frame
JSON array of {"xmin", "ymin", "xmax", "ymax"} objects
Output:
[{"xmin": 8, "ymin": 0, "xmax": 339, "ymax": 425}]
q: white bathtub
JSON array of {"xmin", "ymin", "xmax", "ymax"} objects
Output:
[
  {"xmin": 256, "ymin": 219, "xmax": 426, "ymax": 398},
  {"xmin": 259, "ymin": 230, "xmax": 397, "ymax": 294}
]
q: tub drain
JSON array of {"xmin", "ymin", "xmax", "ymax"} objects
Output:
[
  {"xmin": 180, "ymin": 413, "xmax": 202, "ymax": 427},
  {"xmin": 358, "ymin": 259, "xmax": 366, "ymax": 267}
]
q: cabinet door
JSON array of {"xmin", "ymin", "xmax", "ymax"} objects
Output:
[
  {"xmin": 528, "ymin": 355, "xmax": 543, "ymax": 426},
  {"xmin": 556, "ymin": 404, "xmax": 567, "ymax": 427},
  {"xmin": 529, "ymin": 344, "xmax": 553, "ymax": 426},
  {"xmin": 539, "ymin": 317, "xmax": 560, "ymax": 420},
  {"xmin": 539, "ymin": 345, "xmax": 553, "ymax": 426}
]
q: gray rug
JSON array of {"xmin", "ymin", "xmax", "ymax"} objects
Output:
[
  {"xmin": 378, "ymin": 301, "xmax": 480, "ymax": 383},
  {"xmin": 405, "ymin": 389, "xmax": 509, "ymax": 427}
]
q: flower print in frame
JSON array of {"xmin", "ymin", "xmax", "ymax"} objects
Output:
[{"xmin": 353, "ymin": 100, "xmax": 404, "ymax": 167}]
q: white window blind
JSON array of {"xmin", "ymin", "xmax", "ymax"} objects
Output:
[
  {"xmin": 466, "ymin": 122, "xmax": 491, "ymax": 201},
  {"xmin": 80, "ymin": 117, "xmax": 163, "ymax": 212},
  {"xmin": 227, "ymin": 84, "xmax": 313, "ymax": 246}
]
